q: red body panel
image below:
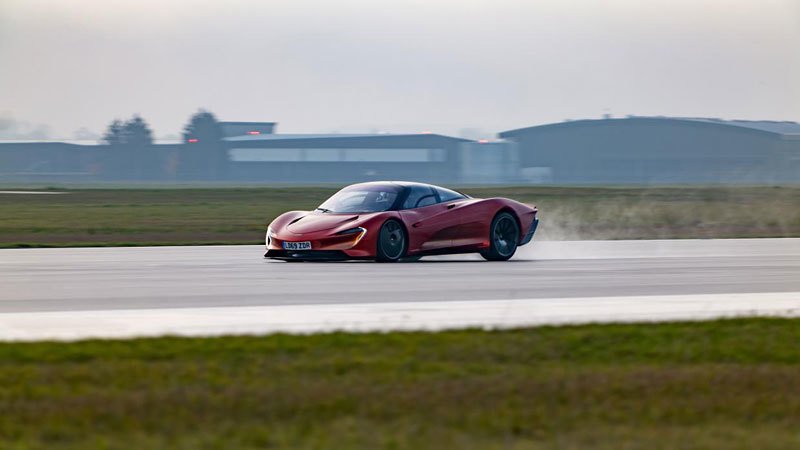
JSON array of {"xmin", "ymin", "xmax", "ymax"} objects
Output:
[
  {"xmin": 399, "ymin": 202, "xmax": 462, "ymax": 252},
  {"xmin": 266, "ymin": 183, "xmax": 537, "ymax": 260}
]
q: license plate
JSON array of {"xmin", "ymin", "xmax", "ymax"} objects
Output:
[{"xmin": 283, "ymin": 241, "xmax": 311, "ymax": 250}]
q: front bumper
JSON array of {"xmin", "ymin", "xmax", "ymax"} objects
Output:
[
  {"xmin": 264, "ymin": 249, "xmax": 351, "ymax": 261},
  {"xmin": 519, "ymin": 218, "xmax": 539, "ymax": 246},
  {"xmin": 265, "ymin": 226, "xmax": 371, "ymax": 257}
]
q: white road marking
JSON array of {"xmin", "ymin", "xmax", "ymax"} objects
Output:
[{"xmin": 1, "ymin": 291, "xmax": 798, "ymax": 341}]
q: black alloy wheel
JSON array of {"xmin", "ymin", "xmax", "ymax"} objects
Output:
[
  {"xmin": 480, "ymin": 212, "xmax": 519, "ymax": 261},
  {"xmin": 376, "ymin": 219, "xmax": 406, "ymax": 262}
]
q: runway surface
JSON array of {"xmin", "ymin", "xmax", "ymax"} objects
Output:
[{"xmin": 1, "ymin": 239, "xmax": 798, "ymax": 339}]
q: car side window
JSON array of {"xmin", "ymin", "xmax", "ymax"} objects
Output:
[
  {"xmin": 417, "ymin": 194, "xmax": 436, "ymax": 208},
  {"xmin": 403, "ymin": 186, "xmax": 437, "ymax": 209},
  {"xmin": 435, "ymin": 187, "xmax": 466, "ymax": 203}
]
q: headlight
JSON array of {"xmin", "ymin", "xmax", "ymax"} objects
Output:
[
  {"xmin": 336, "ymin": 227, "xmax": 367, "ymax": 246},
  {"xmin": 266, "ymin": 226, "xmax": 274, "ymax": 246},
  {"xmin": 336, "ymin": 227, "xmax": 366, "ymax": 235}
]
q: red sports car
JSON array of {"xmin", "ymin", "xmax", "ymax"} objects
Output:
[{"xmin": 265, "ymin": 181, "xmax": 538, "ymax": 262}]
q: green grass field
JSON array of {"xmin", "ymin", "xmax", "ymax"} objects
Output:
[
  {"xmin": 1, "ymin": 318, "xmax": 799, "ymax": 449},
  {"xmin": 1, "ymin": 186, "xmax": 798, "ymax": 247}
]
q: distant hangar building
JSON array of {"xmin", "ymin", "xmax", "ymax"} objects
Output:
[
  {"xmin": 225, "ymin": 133, "xmax": 513, "ymax": 184},
  {"xmin": 219, "ymin": 121, "xmax": 277, "ymax": 138},
  {"xmin": 499, "ymin": 117, "xmax": 800, "ymax": 184}
]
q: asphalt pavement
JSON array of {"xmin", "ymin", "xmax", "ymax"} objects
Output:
[{"xmin": 1, "ymin": 239, "xmax": 798, "ymax": 313}]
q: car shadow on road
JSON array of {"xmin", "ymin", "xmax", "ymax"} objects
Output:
[{"xmin": 262, "ymin": 258, "xmax": 533, "ymax": 264}]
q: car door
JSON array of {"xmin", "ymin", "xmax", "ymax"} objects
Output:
[
  {"xmin": 399, "ymin": 186, "xmax": 461, "ymax": 252},
  {"xmin": 432, "ymin": 186, "xmax": 473, "ymax": 247}
]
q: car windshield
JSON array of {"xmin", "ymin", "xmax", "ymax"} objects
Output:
[{"xmin": 317, "ymin": 185, "xmax": 400, "ymax": 213}]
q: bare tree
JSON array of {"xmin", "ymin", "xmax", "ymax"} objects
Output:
[
  {"xmin": 182, "ymin": 109, "xmax": 222, "ymax": 144},
  {"xmin": 102, "ymin": 115, "xmax": 153, "ymax": 146},
  {"xmin": 179, "ymin": 109, "xmax": 227, "ymax": 180},
  {"xmin": 123, "ymin": 115, "xmax": 153, "ymax": 146},
  {"xmin": 102, "ymin": 119, "xmax": 125, "ymax": 145}
]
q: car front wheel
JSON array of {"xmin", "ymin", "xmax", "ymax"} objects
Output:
[{"xmin": 376, "ymin": 219, "xmax": 406, "ymax": 262}]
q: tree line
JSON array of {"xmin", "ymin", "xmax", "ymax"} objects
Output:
[
  {"xmin": 102, "ymin": 109, "xmax": 220, "ymax": 146},
  {"xmin": 98, "ymin": 109, "xmax": 227, "ymax": 180}
]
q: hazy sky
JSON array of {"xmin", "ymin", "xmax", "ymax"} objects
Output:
[{"xmin": 1, "ymin": 0, "xmax": 798, "ymax": 139}]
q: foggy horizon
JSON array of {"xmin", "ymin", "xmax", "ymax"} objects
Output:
[{"xmin": 1, "ymin": 0, "xmax": 798, "ymax": 140}]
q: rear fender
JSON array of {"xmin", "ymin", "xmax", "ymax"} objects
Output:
[{"xmin": 470, "ymin": 198, "xmax": 537, "ymax": 245}]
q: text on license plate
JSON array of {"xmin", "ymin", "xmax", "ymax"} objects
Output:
[{"xmin": 283, "ymin": 241, "xmax": 312, "ymax": 250}]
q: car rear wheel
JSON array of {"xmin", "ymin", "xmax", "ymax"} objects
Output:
[
  {"xmin": 480, "ymin": 212, "xmax": 519, "ymax": 261},
  {"xmin": 376, "ymin": 219, "xmax": 406, "ymax": 262}
]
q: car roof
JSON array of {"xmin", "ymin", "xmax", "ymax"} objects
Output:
[
  {"xmin": 343, "ymin": 181, "xmax": 470, "ymax": 199},
  {"xmin": 347, "ymin": 181, "xmax": 440, "ymax": 190}
]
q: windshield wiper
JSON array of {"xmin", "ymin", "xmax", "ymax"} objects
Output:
[{"xmin": 315, "ymin": 207, "xmax": 333, "ymax": 213}]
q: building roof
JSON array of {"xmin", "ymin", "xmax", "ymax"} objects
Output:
[
  {"xmin": 500, "ymin": 117, "xmax": 800, "ymax": 138},
  {"xmin": 673, "ymin": 118, "xmax": 800, "ymax": 135},
  {"xmin": 219, "ymin": 121, "xmax": 277, "ymax": 126},
  {"xmin": 224, "ymin": 133, "xmax": 472, "ymax": 142}
]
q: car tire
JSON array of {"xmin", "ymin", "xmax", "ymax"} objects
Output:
[
  {"xmin": 480, "ymin": 212, "xmax": 519, "ymax": 261},
  {"xmin": 376, "ymin": 219, "xmax": 406, "ymax": 262}
]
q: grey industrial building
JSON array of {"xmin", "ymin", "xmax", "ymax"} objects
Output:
[
  {"xmin": 1, "ymin": 116, "xmax": 799, "ymax": 184},
  {"xmin": 500, "ymin": 117, "xmax": 800, "ymax": 184},
  {"xmin": 225, "ymin": 133, "xmax": 479, "ymax": 183},
  {"xmin": 220, "ymin": 121, "xmax": 277, "ymax": 138}
]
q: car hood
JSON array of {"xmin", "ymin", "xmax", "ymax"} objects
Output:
[{"xmin": 286, "ymin": 213, "xmax": 362, "ymax": 234}]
